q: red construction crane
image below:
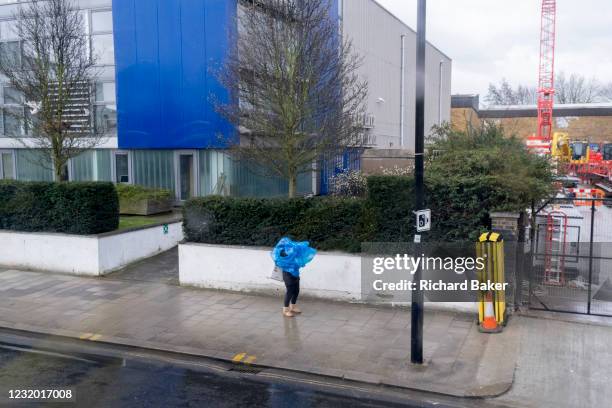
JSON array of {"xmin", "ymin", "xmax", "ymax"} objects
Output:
[{"xmin": 527, "ymin": 0, "xmax": 557, "ymax": 155}]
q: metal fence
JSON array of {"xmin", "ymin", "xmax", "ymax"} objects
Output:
[{"xmin": 527, "ymin": 197, "xmax": 612, "ymax": 316}]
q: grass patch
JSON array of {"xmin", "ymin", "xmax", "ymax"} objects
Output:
[{"xmin": 118, "ymin": 212, "xmax": 181, "ymax": 231}]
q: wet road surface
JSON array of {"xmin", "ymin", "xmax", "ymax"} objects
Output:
[{"xmin": 0, "ymin": 344, "xmax": 439, "ymax": 408}]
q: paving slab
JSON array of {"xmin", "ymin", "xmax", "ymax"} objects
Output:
[{"xmin": 0, "ymin": 269, "xmax": 519, "ymax": 398}]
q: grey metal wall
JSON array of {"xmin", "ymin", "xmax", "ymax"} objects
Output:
[{"xmin": 341, "ymin": 0, "xmax": 452, "ymax": 150}]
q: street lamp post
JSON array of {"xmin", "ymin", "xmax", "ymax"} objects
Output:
[{"xmin": 411, "ymin": 0, "xmax": 426, "ymax": 365}]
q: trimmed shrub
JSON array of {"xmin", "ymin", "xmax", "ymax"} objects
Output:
[
  {"xmin": 366, "ymin": 175, "xmax": 415, "ymax": 243},
  {"xmin": 0, "ymin": 180, "xmax": 119, "ymax": 235},
  {"xmin": 183, "ymin": 196, "xmax": 373, "ymax": 253}
]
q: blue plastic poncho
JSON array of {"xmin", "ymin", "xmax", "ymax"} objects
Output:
[{"xmin": 271, "ymin": 237, "xmax": 317, "ymax": 278}]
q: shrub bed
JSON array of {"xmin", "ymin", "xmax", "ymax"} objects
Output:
[
  {"xmin": 116, "ymin": 184, "xmax": 173, "ymax": 215},
  {"xmin": 0, "ymin": 180, "xmax": 119, "ymax": 234},
  {"xmin": 116, "ymin": 184, "xmax": 172, "ymax": 202}
]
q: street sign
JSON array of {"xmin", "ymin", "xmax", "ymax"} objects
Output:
[{"xmin": 415, "ymin": 209, "xmax": 431, "ymax": 232}]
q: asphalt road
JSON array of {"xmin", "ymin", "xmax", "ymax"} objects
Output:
[
  {"xmin": 0, "ymin": 330, "xmax": 489, "ymax": 408},
  {"xmin": 0, "ymin": 346, "xmax": 410, "ymax": 408}
]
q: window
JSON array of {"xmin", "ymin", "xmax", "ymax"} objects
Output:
[
  {"xmin": 95, "ymin": 82, "xmax": 116, "ymax": 103},
  {"xmin": 0, "ymin": 150, "xmax": 15, "ymax": 179},
  {"xmin": 2, "ymin": 86, "xmax": 24, "ymax": 136},
  {"xmin": 0, "ymin": 20, "xmax": 20, "ymax": 68},
  {"xmin": 91, "ymin": 33, "xmax": 114, "ymax": 65},
  {"xmin": 0, "ymin": 40, "xmax": 20, "ymax": 67},
  {"xmin": 91, "ymin": 11, "xmax": 113, "ymax": 33},
  {"xmin": 4, "ymin": 86, "xmax": 22, "ymax": 104},
  {"xmin": 0, "ymin": 20, "xmax": 18, "ymax": 41},
  {"xmin": 113, "ymin": 151, "xmax": 131, "ymax": 184},
  {"xmin": 94, "ymin": 82, "xmax": 117, "ymax": 134},
  {"xmin": 90, "ymin": 9, "xmax": 113, "ymax": 65}
]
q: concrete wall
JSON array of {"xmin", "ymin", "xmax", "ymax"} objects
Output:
[
  {"xmin": 179, "ymin": 243, "xmax": 363, "ymax": 301},
  {"xmin": 0, "ymin": 222, "xmax": 183, "ymax": 276},
  {"xmin": 179, "ymin": 243, "xmax": 476, "ymax": 313},
  {"xmin": 0, "ymin": 231, "xmax": 101, "ymax": 276},
  {"xmin": 341, "ymin": 0, "xmax": 452, "ymax": 150},
  {"xmin": 98, "ymin": 222, "xmax": 183, "ymax": 272}
]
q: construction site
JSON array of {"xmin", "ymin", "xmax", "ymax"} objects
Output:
[{"xmin": 454, "ymin": 0, "xmax": 612, "ymax": 316}]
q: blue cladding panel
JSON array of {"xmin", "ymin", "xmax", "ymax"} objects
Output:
[{"xmin": 113, "ymin": 0, "xmax": 237, "ymax": 149}]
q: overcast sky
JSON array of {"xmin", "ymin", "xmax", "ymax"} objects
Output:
[{"xmin": 376, "ymin": 0, "xmax": 612, "ymax": 98}]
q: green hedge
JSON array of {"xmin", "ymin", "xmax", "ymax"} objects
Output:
[
  {"xmin": 0, "ymin": 180, "xmax": 119, "ymax": 235},
  {"xmin": 182, "ymin": 175, "xmax": 514, "ymax": 252},
  {"xmin": 366, "ymin": 175, "xmax": 415, "ymax": 243},
  {"xmin": 183, "ymin": 196, "xmax": 373, "ymax": 253},
  {"xmin": 366, "ymin": 175, "xmax": 503, "ymax": 242}
]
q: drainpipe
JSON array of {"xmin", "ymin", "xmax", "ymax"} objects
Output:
[
  {"xmin": 400, "ymin": 34, "xmax": 406, "ymax": 148},
  {"xmin": 438, "ymin": 60, "xmax": 444, "ymax": 125}
]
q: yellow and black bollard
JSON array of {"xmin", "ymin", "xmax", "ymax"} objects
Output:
[{"xmin": 475, "ymin": 232, "xmax": 506, "ymax": 333}]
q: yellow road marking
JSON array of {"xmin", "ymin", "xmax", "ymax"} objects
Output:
[
  {"xmin": 79, "ymin": 333, "xmax": 93, "ymax": 340},
  {"xmin": 232, "ymin": 352, "xmax": 247, "ymax": 363},
  {"xmin": 244, "ymin": 355, "xmax": 257, "ymax": 365},
  {"xmin": 90, "ymin": 334, "xmax": 103, "ymax": 341}
]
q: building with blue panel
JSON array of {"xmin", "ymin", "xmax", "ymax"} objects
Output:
[
  {"xmin": 113, "ymin": 0, "xmax": 236, "ymax": 150},
  {"xmin": 0, "ymin": 0, "xmax": 451, "ymax": 200}
]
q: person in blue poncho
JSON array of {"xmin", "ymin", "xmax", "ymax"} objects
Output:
[{"xmin": 272, "ymin": 237, "xmax": 317, "ymax": 318}]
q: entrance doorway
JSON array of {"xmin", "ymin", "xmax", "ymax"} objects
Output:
[{"xmin": 176, "ymin": 151, "xmax": 196, "ymax": 201}]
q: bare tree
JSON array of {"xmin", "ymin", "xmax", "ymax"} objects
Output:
[
  {"xmin": 215, "ymin": 0, "xmax": 368, "ymax": 198},
  {"xmin": 597, "ymin": 82, "xmax": 612, "ymax": 102},
  {"xmin": 0, "ymin": 0, "xmax": 101, "ymax": 181},
  {"xmin": 485, "ymin": 79, "xmax": 537, "ymax": 105},
  {"xmin": 555, "ymin": 72, "xmax": 600, "ymax": 104},
  {"xmin": 486, "ymin": 73, "xmax": 607, "ymax": 106}
]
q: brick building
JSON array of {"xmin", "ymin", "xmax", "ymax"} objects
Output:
[{"xmin": 451, "ymin": 95, "xmax": 612, "ymax": 143}]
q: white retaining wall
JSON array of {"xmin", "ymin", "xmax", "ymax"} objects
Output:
[
  {"xmin": 179, "ymin": 243, "xmax": 477, "ymax": 313},
  {"xmin": 0, "ymin": 222, "xmax": 183, "ymax": 276}
]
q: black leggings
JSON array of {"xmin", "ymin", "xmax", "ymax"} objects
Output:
[{"xmin": 283, "ymin": 272, "xmax": 300, "ymax": 307}]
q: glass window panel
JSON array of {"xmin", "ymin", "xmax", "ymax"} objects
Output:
[
  {"xmin": 95, "ymin": 82, "xmax": 116, "ymax": 103},
  {"xmin": 71, "ymin": 150, "xmax": 94, "ymax": 181},
  {"xmin": 95, "ymin": 149, "xmax": 112, "ymax": 181},
  {"xmin": 1, "ymin": 152, "xmax": 14, "ymax": 179},
  {"xmin": 4, "ymin": 107, "xmax": 23, "ymax": 136},
  {"xmin": 15, "ymin": 149, "xmax": 53, "ymax": 181},
  {"xmin": 95, "ymin": 104, "xmax": 117, "ymax": 133},
  {"xmin": 0, "ymin": 20, "xmax": 18, "ymax": 40},
  {"xmin": 3, "ymin": 86, "xmax": 21, "ymax": 104},
  {"xmin": 115, "ymin": 153, "xmax": 129, "ymax": 183},
  {"xmin": 72, "ymin": 150, "xmax": 112, "ymax": 182},
  {"xmin": 0, "ymin": 41, "xmax": 21, "ymax": 67},
  {"xmin": 199, "ymin": 150, "xmax": 231, "ymax": 196},
  {"xmin": 91, "ymin": 11, "xmax": 113, "ymax": 33},
  {"xmin": 80, "ymin": 10, "xmax": 89, "ymax": 35},
  {"xmin": 92, "ymin": 34, "xmax": 114, "ymax": 65},
  {"xmin": 133, "ymin": 150, "xmax": 175, "ymax": 192}
]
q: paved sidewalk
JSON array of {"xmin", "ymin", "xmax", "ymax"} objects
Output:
[
  {"xmin": 104, "ymin": 247, "xmax": 179, "ymax": 285},
  {"xmin": 495, "ymin": 313, "xmax": 612, "ymax": 408},
  {"xmin": 0, "ymin": 268, "xmax": 518, "ymax": 398}
]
